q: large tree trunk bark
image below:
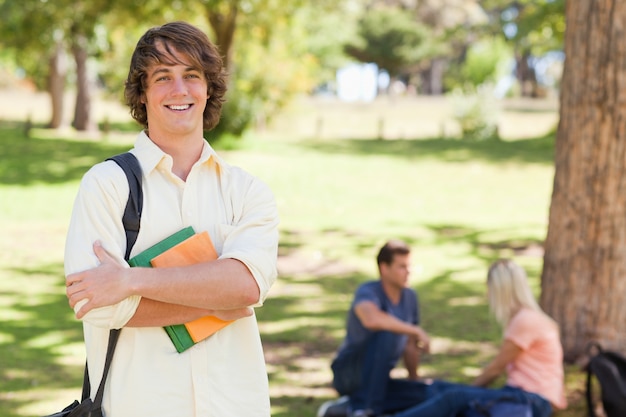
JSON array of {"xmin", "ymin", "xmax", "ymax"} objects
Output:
[
  {"xmin": 71, "ymin": 33, "xmax": 96, "ymax": 131},
  {"xmin": 541, "ymin": 0, "xmax": 626, "ymax": 362},
  {"xmin": 47, "ymin": 41, "xmax": 67, "ymax": 129}
]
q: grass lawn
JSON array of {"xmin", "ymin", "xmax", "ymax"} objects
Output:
[{"xmin": 0, "ymin": 95, "xmax": 588, "ymax": 416}]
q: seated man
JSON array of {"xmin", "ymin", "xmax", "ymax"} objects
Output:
[{"xmin": 329, "ymin": 240, "xmax": 433, "ymax": 417}]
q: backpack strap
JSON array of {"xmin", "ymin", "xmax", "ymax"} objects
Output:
[
  {"xmin": 586, "ymin": 342, "xmax": 603, "ymax": 417},
  {"xmin": 107, "ymin": 152, "xmax": 143, "ymax": 260},
  {"xmin": 80, "ymin": 152, "xmax": 144, "ymax": 404},
  {"xmin": 587, "ymin": 359, "xmax": 596, "ymax": 417}
]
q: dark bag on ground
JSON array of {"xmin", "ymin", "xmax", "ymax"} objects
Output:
[
  {"xmin": 586, "ymin": 342, "xmax": 626, "ymax": 417},
  {"xmin": 461, "ymin": 398, "xmax": 532, "ymax": 417}
]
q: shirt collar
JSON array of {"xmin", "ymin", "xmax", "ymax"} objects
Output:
[{"xmin": 132, "ymin": 130, "xmax": 230, "ymax": 175}]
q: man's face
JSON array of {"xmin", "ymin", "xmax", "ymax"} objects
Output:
[
  {"xmin": 380, "ymin": 253, "xmax": 411, "ymax": 289},
  {"xmin": 142, "ymin": 42, "xmax": 208, "ymax": 140}
]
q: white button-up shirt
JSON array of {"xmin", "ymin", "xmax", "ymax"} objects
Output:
[{"xmin": 64, "ymin": 131, "xmax": 279, "ymax": 416}]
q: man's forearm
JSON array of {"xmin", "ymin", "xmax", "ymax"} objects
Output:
[
  {"xmin": 126, "ymin": 298, "xmax": 253, "ymax": 327},
  {"xmin": 128, "ymin": 258, "xmax": 260, "ymax": 309},
  {"xmin": 125, "ymin": 298, "xmax": 210, "ymax": 327}
]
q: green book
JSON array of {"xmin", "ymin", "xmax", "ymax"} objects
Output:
[
  {"xmin": 128, "ymin": 226, "xmax": 197, "ymax": 352},
  {"xmin": 128, "ymin": 226, "xmax": 195, "ymax": 268}
]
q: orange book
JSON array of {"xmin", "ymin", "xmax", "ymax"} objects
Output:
[{"xmin": 131, "ymin": 229, "xmax": 233, "ymax": 352}]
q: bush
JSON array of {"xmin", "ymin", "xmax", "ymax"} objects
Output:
[
  {"xmin": 209, "ymin": 87, "xmax": 260, "ymax": 140},
  {"xmin": 449, "ymin": 86, "xmax": 500, "ymax": 140},
  {"xmin": 445, "ymin": 37, "xmax": 513, "ymax": 93}
]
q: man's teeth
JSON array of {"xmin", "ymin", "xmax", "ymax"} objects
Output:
[{"xmin": 168, "ymin": 104, "xmax": 190, "ymax": 110}]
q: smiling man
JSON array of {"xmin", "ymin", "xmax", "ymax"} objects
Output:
[{"xmin": 64, "ymin": 22, "xmax": 279, "ymax": 416}]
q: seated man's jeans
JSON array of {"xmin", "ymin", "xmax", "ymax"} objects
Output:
[
  {"xmin": 392, "ymin": 382, "xmax": 553, "ymax": 417},
  {"xmin": 337, "ymin": 331, "xmax": 437, "ymax": 415}
]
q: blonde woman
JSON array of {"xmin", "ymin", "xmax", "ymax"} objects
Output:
[{"xmin": 393, "ymin": 259, "xmax": 567, "ymax": 417}]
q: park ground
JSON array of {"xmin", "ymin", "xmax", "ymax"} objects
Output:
[{"xmin": 0, "ymin": 88, "xmax": 594, "ymax": 416}]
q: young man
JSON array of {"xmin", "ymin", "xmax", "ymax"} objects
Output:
[
  {"xmin": 330, "ymin": 240, "xmax": 432, "ymax": 417},
  {"xmin": 64, "ymin": 22, "xmax": 279, "ymax": 416}
]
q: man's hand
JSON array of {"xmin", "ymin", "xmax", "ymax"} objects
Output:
[
  {"xmin": 415, "ymin": 327, "xmax": 431, "ymax": 353},
  {"xmin": 66, "ymin": 241, "xmax": 132, "ymax": 319}
]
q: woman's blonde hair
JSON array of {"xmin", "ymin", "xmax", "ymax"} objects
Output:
[{"xmin": 487, "ymin": 259, "xmax": 550, "ymax": 326}]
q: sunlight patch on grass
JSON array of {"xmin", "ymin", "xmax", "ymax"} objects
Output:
[
  {"xmin": 270, "ymin": 281, "xmax": 325, "ymax": 297},
  {"xmin": 260, "ymin": 316, "xmax": 337, "ymax": 335},
  {"xmin": 0, "ymin": 331, "xmax": 16, "ymax": 344},
  {"xmin": 4, "ymin": 368, "xmax": 31, "ymax": 380},
  {"xmin": 0, "ymin": 308, "xmax": 32, "ymax": 321},
  {"xmin": 54, "ymin": 343, "xmax": 86, "ymax": 367},
  {"xmin": 23, "ymin": 331, "xmax": 70, "ymax": 349},
  {"xmin": 431, "ymin": 337, "xmax": 498, "ymax": 357},
  {"xmin": 6, "ymin": 388, "xmax": 81, "ymax": 417},
  {"xmin": 459, "ymin": 366, "xmax": 482, "ymax": 378},
  {"xmin": 448, "ymin": 296, "xmax": 484, "ymax": 306}
]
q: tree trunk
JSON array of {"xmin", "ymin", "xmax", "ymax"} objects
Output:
[
  {"xmin": 541, "ymin": 0, "xmax": 626, "ymax": 362},
  {"xmin": 47, "ymin": 41, "xmax": 67, "ymax": 129},
  {"xmin": 420, "ymin": 58, "xmax": 445, "ymax": 95},
  {"xmin": 206, "ymin": 2, "xmax": 238, "ymax": 70},
  {"xmin": 71, "ymin": 32, "xmax": 96, "ymax": 131},
  {"xmin": 515, "ymin": 50, "xmax": 539, "ymax": 97}
]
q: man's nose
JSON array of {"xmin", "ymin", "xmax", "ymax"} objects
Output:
[{"xmin": 171, "ymin": 77, "xmax": 188, "ymax": 95}]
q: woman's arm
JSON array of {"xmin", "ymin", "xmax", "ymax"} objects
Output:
[{"xmin": 472, "ymin": 339, "xmax": 522, "ymax": 387}]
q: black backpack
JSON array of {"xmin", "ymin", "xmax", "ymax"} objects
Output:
[{"xmin": 586, "ymin": 342, "xmax": 626, "ymax": 417}]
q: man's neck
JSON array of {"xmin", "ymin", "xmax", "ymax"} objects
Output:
[
  {"xmin": 147, "ymin": 130, "xmax": 205, "ymax": 181},
  {"xmin": 380, "ymin": 280, "xmax": 402, "ymax": 304}
]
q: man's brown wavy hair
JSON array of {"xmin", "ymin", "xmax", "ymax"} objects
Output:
[{"xmin": 124, "ymin": 21, "xmax": 228, "ymax": 131}]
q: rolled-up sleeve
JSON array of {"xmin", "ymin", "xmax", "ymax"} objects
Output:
[
  {"xmin": 64, "ymin": 162, "xmax": 141, "ymax": 328},
  {"xmin": 219, "ymin": 169, "xmax": 279, "ymax": 306}
]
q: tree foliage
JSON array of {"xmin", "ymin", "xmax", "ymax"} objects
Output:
[
  {"xmin": 0, "ymin": 0, "xmax": 567, "ymax": 135},
  {"xmin": 345, "ymin": 6, "xmax": 437, "ymax": 77},
  {"xmin": 482, "ymin": 0, "xmax": 565, "ymax": 96},
  {"xmin": 197, "ymin": 0, "xmax": 347, "ymax": 137}
]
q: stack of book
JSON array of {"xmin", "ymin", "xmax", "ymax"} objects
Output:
[{"xmin": 129, "ymin": 226, "xmax": 233, "ymax": 353}]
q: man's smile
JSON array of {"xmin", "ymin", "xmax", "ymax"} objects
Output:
[{"xmin": 167, "ymin": 104, "xmax": 192, "ymax": 111}]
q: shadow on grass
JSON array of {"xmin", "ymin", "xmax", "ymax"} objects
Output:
[
  {"xmin": 299, "ymin": 134, "xmax": 555, "ymax": 165},
  {"xmin": 0, "ymin": 263, "xmax": 84, "ymax": 417},
  {"xmin": 0, "ymin": 121, "xmax": 133, "ymax": 186},
  {"xmin": 263, "ymin": 224, "xmax": 552, "ymax": 417}
]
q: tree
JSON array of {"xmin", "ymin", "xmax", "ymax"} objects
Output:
[
  {"xmin": 410, "ymin": 0, "xmax": 487, "ymax": 95},
  {"xmin": 345, "ymin": 6, "xmax": 436, "ymax": 79},
  {"xmin": 0, "ymin": 0, "xmax": 68, "ymax": 128},
  {"xmin": 483, "ymin": 0, "xmax": 565, "ymax": 97},
  {"xmin": 541, "ymin": 0, "xmax": 626, "ymax": 361},
  {"xmin": 65, "ymin": 0, "xmax": 147, "ymax": 131},
  {"xmin": 0, "ymin": 0, "xmax": 159, "ymax": 131},
  {"xmin": 196, "ymin": 0, "xmax": 343, "ymax": 136}
]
